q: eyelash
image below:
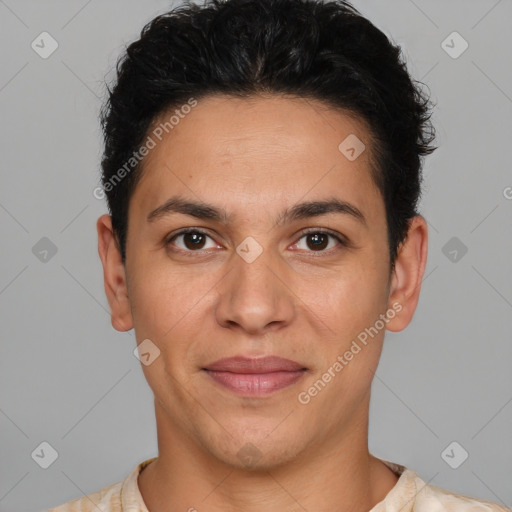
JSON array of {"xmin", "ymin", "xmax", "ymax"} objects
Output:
[{"xmin": 164, "ymin": 227, "xmax": 348, "ymax": 256}]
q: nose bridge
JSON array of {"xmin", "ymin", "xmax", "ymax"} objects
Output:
[
  {"xmin": 215, "ymin": 235, "xmax": 294, "ymax": 332},
  {"xmin": 231, "ymin": 235, "xmax": 281, "ymax": 298}
]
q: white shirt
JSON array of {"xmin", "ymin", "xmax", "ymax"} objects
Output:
[{"xmin": 46, "ymin": 457, "xmax": 511, "ymax": 511}]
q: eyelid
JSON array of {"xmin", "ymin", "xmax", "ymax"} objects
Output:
[
  {"xmin": 165, "ymin": 226, "xmax": 349, "ymax": 254},
  {"xmin": 298, "ymin": 227, "xmax": 348, "ymax": 244}
]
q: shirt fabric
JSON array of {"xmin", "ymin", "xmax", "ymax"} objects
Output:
[{"xmin": 46, "ymin": 457, "xmax": 511, "ymax": 512}]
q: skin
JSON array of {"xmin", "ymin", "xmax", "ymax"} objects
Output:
[{"xmin": 97, "ymin": 94, "xmax": 428, "ymax": 512}]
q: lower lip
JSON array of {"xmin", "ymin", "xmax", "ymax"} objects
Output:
[{"xmin": 203, "ymin": 369, "xmax": 307, "ymax": 396}]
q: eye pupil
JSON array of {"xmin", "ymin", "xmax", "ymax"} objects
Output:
[
  {"xmin": 307, "ymin": 233, "xmax": 328, "ymax": 251},
  {"xmin": 184, "ymin": 232, "xmax": 206, "ymax": 250}
]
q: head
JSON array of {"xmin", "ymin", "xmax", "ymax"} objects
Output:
[{"xmin": 97, "ymin": 0, "xmax": 435, "ymax": 470}]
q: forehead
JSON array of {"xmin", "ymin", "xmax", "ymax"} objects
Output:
[{"xmin": 131, "ymin": 94, "xmax": 382, "ymax": 223}]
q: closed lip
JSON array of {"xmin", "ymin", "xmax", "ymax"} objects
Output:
[{"xmin": 202, "ymin": 356, "xmax": 307, "ymax": 373}]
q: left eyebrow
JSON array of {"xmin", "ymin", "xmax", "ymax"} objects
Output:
[
  {"xmin": 277, "ymin": 197, "xmax": 367, "ymax": 227},
  {"xmin": 147, "ymin": 195, "xmax": 367, "ymax": 227}
]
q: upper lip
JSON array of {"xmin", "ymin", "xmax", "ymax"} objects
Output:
[{"xmin": 203, "ymin": 356, "xmax": 307, "ymax": 373}]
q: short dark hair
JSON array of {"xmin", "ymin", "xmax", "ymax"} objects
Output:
[{"xmin": 99, "ymin": 0, "xmax": 436, "ymax": 270}]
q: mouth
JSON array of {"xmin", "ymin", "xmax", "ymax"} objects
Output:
[{"xmin": 201, "ymin": 356, "xmax": 308, "ymax": 396}]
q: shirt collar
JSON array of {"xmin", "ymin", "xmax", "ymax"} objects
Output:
[{"xmin": 121, "ymin": 456, "xmax": 423, "ymax": 512}]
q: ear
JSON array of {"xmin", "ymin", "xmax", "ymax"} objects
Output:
[
  {"xmin": 385, "ymin": 215, "xmax": 428, "ymax": 332},
  {"xmin": 97, "ymin": 214, "xmax": 134, "ymax": 332}
]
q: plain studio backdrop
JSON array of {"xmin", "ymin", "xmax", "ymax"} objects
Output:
[{"xmin": 0, "ymin": 1, "xmax": 511, "ymax": 511}]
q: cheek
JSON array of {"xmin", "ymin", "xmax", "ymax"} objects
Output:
[
  {"xmin": 127, "ymin": 260, "xmax": 220, "ymax": 373},
  {"xmin": 301, "ymin": 262, "xmax": 387, "ymax": 339},
  {"xmin": 132, "ymin": 275, "xmax": 195, "ymax": 395},
  {"xmin": 127, "ymin": 261, "xmax": 199, "ymax": 338}
]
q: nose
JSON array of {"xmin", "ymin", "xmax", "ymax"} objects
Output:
[{"xmin": 214, "ymin": 243, "xmax": 295, "ymax": 336}]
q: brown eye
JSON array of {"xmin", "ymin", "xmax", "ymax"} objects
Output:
[
  {"xmin": 166, "ymin": 229, "xmax": 216, "ymax": 251},
  {"xmin": 305, "ymin": 232, "xmax": 329, "ymax": 251},
  {"xmin": 181, "ymin": 231, "xmax": 207, "ymax": 250},
  {"xmin": 294, "ymin": 229, "xmax": 346, "ymax": 253}
]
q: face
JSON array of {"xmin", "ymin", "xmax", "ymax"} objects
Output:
[{"xmin": 98, "ymin": 94, "xmax": 427, "ymax": 470}]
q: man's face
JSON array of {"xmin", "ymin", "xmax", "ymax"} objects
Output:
[{"xmin": 115, "ymin": 94, "xmax": 400, "ymax": 468}]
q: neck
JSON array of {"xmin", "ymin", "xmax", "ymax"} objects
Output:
[{"xmin": 138, "ymin": 398, "xmax": 399, "ymax": 512}]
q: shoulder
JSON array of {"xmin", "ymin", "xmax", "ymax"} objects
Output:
[
  {"xmin": 44, "ymin": 456, "xmax": 158, "ymax": 512},
  {"xmin": 45, "ymin": 479, "xmax": 123, "ymax": 512},
  {"xmin": 413, "ymin": 476, "xmax": 511, "ymax": 511},
  {"xmin": 378, "ymin": 459, "xmax": 511, "ymax": 512}
]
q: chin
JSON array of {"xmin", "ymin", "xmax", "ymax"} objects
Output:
[{"xmin": 202, "ymin": 425, "xmax": 306, "ymax": 472}]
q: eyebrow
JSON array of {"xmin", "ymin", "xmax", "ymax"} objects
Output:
[{"xmin": 147, "ymin": 195, "xmax": 367, "ymax": 227}]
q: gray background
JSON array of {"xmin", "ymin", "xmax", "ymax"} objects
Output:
[{"xmin": 1, "ymin": 0, "xmax": 511, "ymax": 510}]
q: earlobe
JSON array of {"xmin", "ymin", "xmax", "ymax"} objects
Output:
[
  {"xmin": 385, "ymin": 215, "xmax": 428, "ymax": 332},
  {"xmin": 96, "ymin": 214, "xmax": 134, "ymax": 332}
]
